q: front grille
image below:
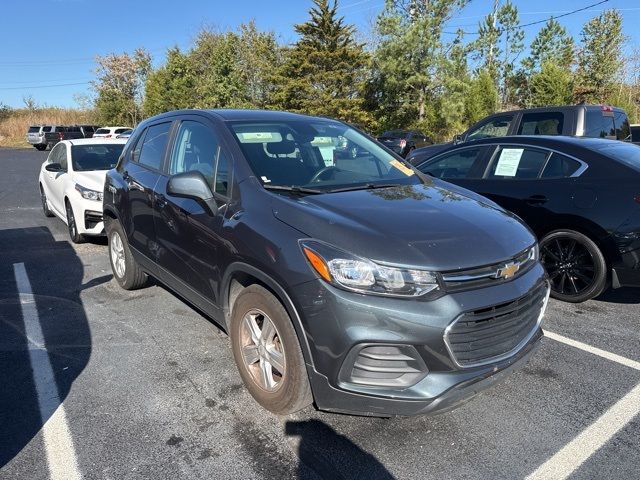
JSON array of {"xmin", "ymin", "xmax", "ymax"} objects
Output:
[
  {"xmin": 341, "ymin": 345, "xmax": 428, "ymax": 388},
  {"xmin": 444, "ymin": 283, "xmax": 549, "ymax": 368},
  {"xmin": 442, "ymin": 246, "xmax": 537, "ymax": 291}
]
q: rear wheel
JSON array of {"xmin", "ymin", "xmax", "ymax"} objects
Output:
[
  {"xmin": 106, "ymin": 220, "xmax": 147, "ymax": 290},
  {"xmin": 540, "ymin": 230, "xmax": 608, "ymax": 303},
  {"xmin": 35, "ymin": 144, "xmax": 46, "ymax": 151},
  {"xmin": 40, "ymin": 185, "xmax": 54, "ymax": 217},
  {"xmin": 230, "ymin": 285, "xmax": 312, "ymax": 415},
  {"xmin": 65, "ymin": 201, "xmax": 85, "ymax": 244}
]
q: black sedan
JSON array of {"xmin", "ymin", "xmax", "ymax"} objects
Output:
[
  {"xmin": 412, "ymin": 136, "xmax": 640, "ymax": 302},
  {"xmin": 377, "ymin": 130, "xmax": 432, "ymax": 157}
]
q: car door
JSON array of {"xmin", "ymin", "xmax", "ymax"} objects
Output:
[
  {"xmin": 467, "ymin": 145, "xmax": 585, "ymax": 237},
  {"xmin": 120, "ymin": 120, "xmax": 174, "ymax": 260},
  {"xmin": 153, "ymin": 116, "xmax": 233, "ymax": 304},
  {"xmin": 45, "ymin": 142, "xmax": 70, "ymax": 215}
]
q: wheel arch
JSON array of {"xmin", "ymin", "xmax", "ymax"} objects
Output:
[{"xmin": 221, "ymin": 262, "xmax": 315, "ymax": 367}]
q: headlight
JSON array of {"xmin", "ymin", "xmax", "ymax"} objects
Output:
[
  {"xmin": 75, "ymin": 183, "xmax": 103, "ymax": 201},
  {"xmin": 300, "ymin": 240, "xmax": 440, "ymax": 298}
]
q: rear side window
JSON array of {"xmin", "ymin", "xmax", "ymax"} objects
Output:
[
  {"xmin": 487, "ymin": 147, "xmax": 548, "ymax": 179},
  {"xmin": 95, "ymin": 128, "xmax": 110, "ymax": 134},
  {"xmin": 466, "ymin": 116, "xmax": 513, "ymax": 141},
  {"xmin": 115, "ymin": 128, "xmax": 129, "ymax": 134},
  {"xmin": 517, "ymin": 112, "xmax": 564, "ymax": 136},
  {"xmin": 541, "ymin": 153, "xmax": 582, "ymax": 178},
  {"xmin": 137, "ymin": 122, "xmax": 172, "ymax": 171},
  {"xmin": 418, "ymin": 148, "xmax": 483, "ymax": 179},
  {"xmin": 614, "ymin": 111, "xmax": 631, "ymax": 141},
  {"xmin": 28, "ymin": 126, "xmax": 40, "ymax": 133},
  {"xmin": 42, "ymin": 126, "xmax": 52, "ymax": 133},
  {"xmin": 584, "ymin": 109, "xmax": 615, "ymax": 139}
]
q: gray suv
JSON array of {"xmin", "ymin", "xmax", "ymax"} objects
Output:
[{"xmin": 104, "ymin": 109, "xmax": 550, "ymax": 416}]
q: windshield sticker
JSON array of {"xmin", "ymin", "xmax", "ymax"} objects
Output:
[
  {"xmin": 494, "ymin": 148, "xmax": 524, "ymax": 177},
  {"xmin": 237, "ymin": 132, "xmax": 282, "ymax": 143},
  {"xmin": 390, "ymin": 159, "xmax": 415, "ymax": 177}
]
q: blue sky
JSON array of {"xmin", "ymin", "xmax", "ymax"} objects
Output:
[{"xmin": 0, "ymin": 0, "xmax": 638, "ymax": 108}]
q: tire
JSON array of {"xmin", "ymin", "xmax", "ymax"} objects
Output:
[
  {"xmin": 65, "ymin": 200, "xmax": 85, "ymax": 244},
  {"xmin": 539, "ymin": 229, "xmax": 608, "ymax": 303},
  {"xmin": 35, "ymin": 144, "xmax": 46, "ymax": 151},
  {"xmin": 106, "ymin": 219, "xmax": 147, "ymax": 290},
  {"xmin": 230, "ymin": 284, "xmax": 312, "ymax": 415},
  {"xmin": 40, "ymin": 185, "xmax": 54, "ymax": 217}
]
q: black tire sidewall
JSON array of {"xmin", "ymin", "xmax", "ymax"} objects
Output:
[
  {"xmin": 230, "ymin": 285, "xmax": 311, "ymax": 415},
  {"xmin": 541, "ymin": 230, "xmax": 607, "ymax": 303},
  {"xmin": 106, "ymin": 220, "xmax": 146, "ymax": 290},
  {"xmin": 66, "ymin": 201, "xmax": 84, "ymax": 243}
]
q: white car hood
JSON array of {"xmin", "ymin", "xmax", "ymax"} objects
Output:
[{"xmin": 72, "ymin": 170, "xmax": 108, "ymax": 192}]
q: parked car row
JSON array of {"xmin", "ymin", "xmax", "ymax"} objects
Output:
[
  {"xmin": 27, "ymin": 124, "xmax": 131, "ymax": 150},
  {"xmin": 36, "ymin": 106, "xmax": 639, "ymax": 420}
]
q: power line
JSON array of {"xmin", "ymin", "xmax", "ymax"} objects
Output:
[{"xmin": 0, "ymin": 82, "xmax": 90, "ymax": 91}]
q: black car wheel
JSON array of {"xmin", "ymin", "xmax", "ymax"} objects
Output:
[
  {"xmin": 106, "ymin": 220, "xmax": 147, "ymax": 290},
  {"xmin": 40, "ymin": 185, "xmax": 54, "ymax": 217},
  {"xmin": 540, "ymin": 230, "xmax": 608, "ymax": 303},
  {"xmin": 65, "ymin": 201, "xmax": 85, "ymax": 244},
  {"xmin": 35, "ymin": 144, "xmax": 47, "ymax": 151},
  {"xmin": 230, "ymin": 284, "xmax": 312, "ymax": 415}
]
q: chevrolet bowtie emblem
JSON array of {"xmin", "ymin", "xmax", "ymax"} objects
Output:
[{"xmin": 496, "ymin": 262, "xmax": 520, "ymax": 280}]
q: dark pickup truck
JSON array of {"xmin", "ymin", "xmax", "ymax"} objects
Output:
[{"xmin": 408, "ymin": 104, "xmax": 632, "ymax": 164}]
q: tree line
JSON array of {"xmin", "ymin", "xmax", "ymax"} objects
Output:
[{"xmin": 91, "ymin": 0, "xmax": 636, "ymax": 141}]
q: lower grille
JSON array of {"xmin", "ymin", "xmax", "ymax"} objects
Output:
[
  {"xmin": 84, "ymin": 210, "xmax": 103, "ymax": 230},
  {"xmin": 444, "ymin": 283, "xmax": 549, "ymax": 368},
  {"xmin": 342, "ymin": 345, "xmax": 428, "ymax": 388}
]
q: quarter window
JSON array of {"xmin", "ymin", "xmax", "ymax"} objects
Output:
[
  {"xmin": 466, "ymin": 116, "xmax": 513, "ymax": 141},
  {"xmin": 540, "ymin": 153, "xmax": 582, "ymax": 178},
  {"xmin": 137, "ymin": 122, "xmax": 172, "ymax": 170},
  {"xmin": 517, "ymin": 112, "xmax": 564, "ymax": 136},
  {"xmin": 487, "ymin": 147, "xmax": 548, "ymax": 179},
  {"xmin": 418, "ymin": 148, "xmax": 482, "ymax": 179}
]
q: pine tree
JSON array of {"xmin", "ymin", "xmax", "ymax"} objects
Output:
[
  {"xmin": 144, "ymin": 47, "xmax": 196, "ymax": 116},
  {"xmin": 576, "ymin": 10, "xmax": 624, "ymax": 102},
  {"xmin": 271, "ymin": 0, "xmax": 371, "ymax": 125},
  {"xmin": 523, "ymin": 19, "xmax": 574, "ymax": 72},
  {"xmin": 529, "ymin": 61, "xmax": 574, "ymax": 107}
]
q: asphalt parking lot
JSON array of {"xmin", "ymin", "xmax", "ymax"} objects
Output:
[{"xmin": 0, "ymin": 147, "xmax": 638, "ymax": 480}]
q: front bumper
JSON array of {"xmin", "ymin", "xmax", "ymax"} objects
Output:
[{"xmin": 293, "ymin": 263, "xmax": 548, "ymax": 416}]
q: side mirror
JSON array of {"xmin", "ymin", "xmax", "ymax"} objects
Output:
[
  {"xmin": 45, "ymin": 163, "xmax": 62, "ymax": 172},
  {"xmin": 167, "ymin": 171, "xmax": 217, "ymax": 214},
  {"xmin": 452, "ymin": 134, "xmax": 463, "ymax": 145}
]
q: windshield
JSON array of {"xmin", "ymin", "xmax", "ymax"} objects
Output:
[
  {"xmin": 592, "ymin": 141, "xmax": 640, "ymax": 173},
  {"xmin": 71, "ymin": 144, "xmax": 124, "ymax": 171},
  {"xmin": 229, "ymin": 119, "xmax": 420, "ymax": 191}
]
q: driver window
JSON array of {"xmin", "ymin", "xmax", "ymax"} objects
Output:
[
  {"xmin": 467, "ymin": 116, "xmax": 513, "ymax": 141},
  {"xmin": 418, "ymin": 148, "xmax": 482, "ymax": 179},
  {"xmin": 52, "ymin": 144, "xmax": 68, "ymax": 171},
  {"xmin": 170, "ymin": 121, "xmax": 220, "ymax": 186}
]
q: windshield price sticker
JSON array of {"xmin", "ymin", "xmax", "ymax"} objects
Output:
[
  {"xmin": 494, "ymin": 148, "xmax": 524, "ymax": 177},
  {"xmin": 390, "ymin": 159, "xmax": 415, "ymax": 177}
]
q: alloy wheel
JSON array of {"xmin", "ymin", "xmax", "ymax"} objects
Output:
[
  {"xmin": 110, "ymin": 232, "xmax": 126, "ymax": 278},
  {"xmin": 541, "ymin": 236, "xmax": 596, "ymax": 296},
  {"xmin": 239, "ymin": 309, "xmax": 286, "ymax": 392}
]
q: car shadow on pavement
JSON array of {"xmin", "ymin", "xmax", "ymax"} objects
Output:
[
  {"xmin": 595, "ymin": 287, "xmax": 640, "ymax": 304},
  {"xmin": 0, "ymin": 226, "xmax": 92, "ymax": 469},
  {"xmin": 285, "ymin": 419, "xmax": 395, "ymax": 480}
]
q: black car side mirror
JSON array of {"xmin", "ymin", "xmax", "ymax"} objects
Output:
[
  {"xmin": 167, "ymin": 171, "xmax": 217, "ymax": 214},
  {"xmin": 45, "ymin": 163, "xmax": 62, "ymax": 172},
  {"xmin": 452, "ymin": 134, "xmax": 463, "ymax": 144}
]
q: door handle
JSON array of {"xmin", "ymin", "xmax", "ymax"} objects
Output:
[{"xmin": 525, "ymin": 195, "xmax": 548, "ymax": 205}]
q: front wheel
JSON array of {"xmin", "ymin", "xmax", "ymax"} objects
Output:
[
  {"xmin": 230, "ymin": 285, "xmax": 312, "ymax": 415},
  {"xmin": 40, "ymin": 185, "xmax": 54, "ymax": 217},
  {"xmin": 35, "ymin": 144, "xmax": 47, "ymax": 151},
  {"xmin": 539, "ymin": 230, "xmax": 608, "ymax": 303},
  {"xmin": 106, "ymin": 220, "xmax": 147, "ymax": 290},
  {"xmin": 66, "ymin": 201, "xmax": 85, "ymax": 244}
]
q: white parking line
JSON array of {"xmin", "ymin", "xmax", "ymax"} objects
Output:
[
  {"xmin": 525, "ymin": 330, "xmax": 640, "ymax": 480},
  {"xmin": 13, "ymin": 263, "xmax": 82, "ymax": 480},
  {"xmin": 545, "ymin": 330, "xmax": 640, "ymax": 371}
]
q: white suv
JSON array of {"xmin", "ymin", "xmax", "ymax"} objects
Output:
[{"xmin": 93, "ymin": 126, "xmax": 131, "ymax": 139}]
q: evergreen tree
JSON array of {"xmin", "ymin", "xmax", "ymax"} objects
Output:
[
  {"xmin": 529, "ymin": 61, "xmax": 574, "ymax": 107},
  {"xmin": 576, "ymin": 10, "xmax": 624, "ymax": 102},
  {"xmin": 465, "ymin": 69, "xmax": 499, "ymax": 124},
  {"xmin": 271, "ymin": 0, "xmax": 371, "ymax": 125},
  {"xmin": 144, "ymin": 47, "xmax": 196, "ymax": 116},
  {"xmin": 523, "ymin": 19, "xmax": 574, "ymax": 72}
]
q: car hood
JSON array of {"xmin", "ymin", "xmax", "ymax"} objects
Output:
[
  {"xmin": 271, "ymin": 181, "xmax": 535, "ymax": 271},
  {"xmin": 72, "ymin": 170, "xmax": 107, "ymax": 192}
]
